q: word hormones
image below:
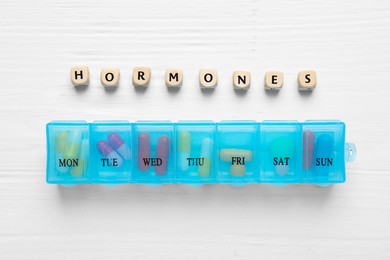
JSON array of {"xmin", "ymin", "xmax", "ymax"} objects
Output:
[{"xmin": 70, "ymin": 66, "xmax": 317, "ymax": 91}]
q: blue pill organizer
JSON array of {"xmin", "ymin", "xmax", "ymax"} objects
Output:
[{"xmin": 46, "ymin": 120, "xmax": 356, "ymax": 185}]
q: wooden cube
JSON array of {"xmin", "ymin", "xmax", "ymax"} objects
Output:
[
  {"xmin": 265, "ymin": 71, "xmax": 284, "ymax": 90},
  {"xmin": 100, "ymin": 67, "xmax": 120, "ymax": 88},
  {"xmin": 298, "ymin": 70, "xmax": 317, "ymax": 90},
  {"xmin": 165, "ymin": 68, "xmax": 183, "ymax": 88},
  {"xmin": 233, "ymin": 71, "xmax": 251, "ymax": 90},
  {"xmin": 133, "ymin": 67, "xmax": 151, "ymax": 87},
  {"xmin": 199, "ymin": 69, "xmax": 218, "ymax": 89},
  {"xmin": 70, "ymin": 66, "xmax": 89, "ymax": 87}
]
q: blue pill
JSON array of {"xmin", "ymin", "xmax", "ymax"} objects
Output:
[{"xmin": 314, "ymin": 134, "xmax": 334, "ymax": 175}]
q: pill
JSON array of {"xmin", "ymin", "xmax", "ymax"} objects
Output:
[
  {"xmin": 230, "ymin": 165, "xmax": 246, "ymax": 177},
  {"xmin": 63, "ymin": 130, "xmax": 82, "ymax": 160},
  {"xmin": 275, "ymin": 165, "xmax": 289, "ymax": 176},
  {"xmin": 55, "ymin": 131, "xmax": 69, "ymax": 173},
  {"xmin": 269, "ymin": 136, "xmax": 295, "ymax": 176},
  {"xmin": 56, "ymin": 153, "xmax": 69, "ymax": 174},
  {"xmin": 70, "ymin": 159, "xmax": 84, "ymax": 177},
  {"xmin": 220, "ymin": 149, "xmax": 253, "ymax": 162},
  {"xmin": 108, "ymin": 132, "xmax": 131, "ymax": 160},
  {"xmin": 314, "ymin": 134, "xmax": 334, "ymax": 175},
  {"xmin": 97, "ymin": 140, "xmax": 123, "ymax": 167},
  {"xmin": 138, "ymin": 132, "xmax": 150, "ymax": 172},
  {"xmin": 56, "ymin": 132, "xmax": 69, "ymax": 153},
  {"xmin": 198, "ymin": 138, "xmax": 213, "ymax": 177},
  {"xmin": 303, "ymin": 130, "xmax": 315, "ymax": 170},
  {"xmin": 155, "ymin": 135, "xmax": 170, "ymax": 175},
  {"xmin": 269, "ymin": 136, "xmax": 295, "ymax": 158},
  {"xmin": 71, "ymin": 139, "xmax": 88, "ymax": 177},
  {"xmin": 178, "ymin": 131, "xmax": 191, "ymax": 171}
]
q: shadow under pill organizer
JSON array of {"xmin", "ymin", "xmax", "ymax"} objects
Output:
[{"xmin": 46, "ymin": 120, "xmax": 356, "ymax": 186}]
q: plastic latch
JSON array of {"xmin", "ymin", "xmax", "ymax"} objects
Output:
[{"xmin": 345, "ymin": 143, "xmax": 356, "ymax": 162}]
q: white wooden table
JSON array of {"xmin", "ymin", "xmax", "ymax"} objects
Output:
[{"xmin": 0, "ymin": 0, "xmax": 389, "ymax": 259}]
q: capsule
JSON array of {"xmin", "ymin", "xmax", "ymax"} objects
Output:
[
  {"xmin": 220, "ymin": 149, "xmax": 253, "ymax": 176},
  {"xmin": 97, "ymin": 140, "xmax": 123, "ymax": 167},
  {"xmin": 108, "ymin": 132, "xmax": 131, "ymax": 160},
  {"xmin": 55, "ymin": 131, "xmax": 69, "ymax": 173},
  {"xmin": 71, "ymin": 139, "xmax": 88, "ymax": 177},
  {"xmin": 230, "ymin": 165, "xmax": 246, "ymax": 177},
  {"xmin": 198, "ymin": 138, "xmax": 213, "ymax": 177},
  {"xmin": 63, "ymin": 130, "xmax": 82, "ymax": 160},
  {"xmin": 220, "ymin": 149, "xmax": 253, "ymax": 162},
  {"xmin": 155, "ymin": 135, "xmax": 170, "ymax": 175},
  {"xmin": 178, "ymin": 131, "xmax": 191, "ymax": 171},
  {"xmin": 303, "ymin": 130, "xmax": 314, "ymax": 170},
  {"xmin": 56, "ymin": 131, "xmax": 69, "ymax": 153},
  {"xmin": 138, "ymin": 132, "xmax": 150, "ymax": 172},
  {"xmin": 269, "ymin": 136, "xmax": 295, "ymax": 176},
  {"xmin": 314, "ymin": 134, "xmax": 334, "ymax": 175}
]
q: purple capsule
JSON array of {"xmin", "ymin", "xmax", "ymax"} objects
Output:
[
  {"xmin": 97, "ymin": 140, "xmax": 123, "ymax": 167},
  {"xmin": 138, "ymin": 132, "xmax": 151, "ymax": 172},
  {"xmin": 155, "ymin": 135, "xmax": 170, "ymax": 176},
  {"xmin": 108, "ymin": 132, "xmax": 131, "ymax": 160}
]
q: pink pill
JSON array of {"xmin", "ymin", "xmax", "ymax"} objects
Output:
[
  {"xmin": 155, "ymin": 135, "xmax": 170, "ymax": 176},
  {"xmin": 138, "ymin": 132, "xmax": 150, "ymax": 172},
  {"xmin": 108, "ymin": 132, "xmax": 131, "ymax": 160},
  {"xmin": 303, "ymin": 130, "xmax": 314, "ymax": 170}
]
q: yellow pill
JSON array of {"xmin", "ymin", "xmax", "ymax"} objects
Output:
[
  {"xmin": 63, "ymin": 131, "xmax": 82, "ymax": 160},
  {"xmin": 64, "ymin": 143, "xmax": 80, "ymax": 160},
  {"xmin": 178, "ymin": 131, "xmax": 191, "ymax": 152},
  {"xmin": 198, "ymin": 138, "xmax": 213, "ymax": 177},
  {"xmin": 199, "ymin": 158, "xmax": 211, "ymax": 177},
  {"xmin": 220, "ymin": 149, "xmax": 253, "ymax": 162},
  {"xmin": 55, "ymin": 132, "xmax": 69, "ymax": 153},
  {"xmin": 178, "ymin": 131, "xmax": 191, "ymax": 171},
  {"xmin": 71, "ymin": 139, "xmax": 89, "ymax": 177},
  {"xmin": 71, "ymin": 159, "xmax": 84, "ymax": 177},
  {"xmin": 230, "ymin": 165, "xmax": 246, "ymax": 177}
]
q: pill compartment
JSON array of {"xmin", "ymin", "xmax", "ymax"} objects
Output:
[
  {"xmin": 217, "ymin": 121, "xmax": 260, "ymax": 184},
  {"xmin": 132, "ymin": 121, "xmax": 175, "ymax": 184},
  {"xmin": 175, "ymin": 121, "xmax": 217, "ymax": 184},
  {"xmin": 260, "ymin": 121, "xmax": 302, "ymax": 184},
  {"xmin": 302, "ymin": 121, "xmax": 346, "ymax": 184},
  {"xmin": 46, "ymin": 121, "xmax": 90, "ymax": 184},
  {"xmin": 90, "ymin": 121, "xmax": 132, "ymax": 184}
]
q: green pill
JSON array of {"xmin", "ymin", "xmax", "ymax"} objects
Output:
[
  {"xmin": 63, "ymin": 130, "xmax": 82, "ymax": 160},
  {"xmin": 55, "ymin": 131, "xmax": 69, "ymax": 153},
  {"xmin": 178, "ymin": 131, "xmax": 191, "ymax": 171},
  {"xmin": 71, "ymin": 139, "xmax": 88, "ymax": 177},
  {"xmin": 178, "ymin": 131, "xmax": 191, "ymax": 152},
  {"xmin": 198, "ymin": 158, "xmax": 211, "ymax": 177},
  {"xmin": 269, "ymin": 136, "xmax": 295, "ymax": 158},
  {"xmin": 71, "ymin": 159, "xmax": 85, "ymax": 177}
]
